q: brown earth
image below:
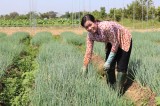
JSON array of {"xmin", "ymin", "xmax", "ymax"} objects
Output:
[
  {"xmin": 0, "ymin": 27, "xmax": 86, "ymax": 36},
  {"xmin": 124, "ymin": 82, "xmax": 156, "ymax": 106},
  {"xmin": 91, "ymin": 54, "xmax": 106, "ymax": 76},
  {"xmin": 0, "ymin": 27, "xmax": 160, "ymax": 36}
]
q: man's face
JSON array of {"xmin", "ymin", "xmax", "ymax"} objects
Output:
[{"xmin": 84, "ymin": 20, "xmax": 97, "ymax": 34}]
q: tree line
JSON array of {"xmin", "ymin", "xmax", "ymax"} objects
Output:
[{"xmin": 0, "ymin": 0, "xmax": 160, "ymax": 22}]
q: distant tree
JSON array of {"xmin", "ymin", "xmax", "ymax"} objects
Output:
[
  {"xmin": 40, "ymin": 12, "xmax": 49, "ymax": 19},
  {"xmin": 66, "ymin": 12, "xmax": 71, "ymax": 18},
  {"xmin": 148, "ymin": 6, "xmax": 156, "ymax": 19},
  {"xmin": 9, "ymin": 12, "xmax": 19, "ymax": 19},
  {"xmin": 100, "ymin": 7, "xmax": 106, "ymax": 19},
  {"xmin": 4, "ymin": 14, "xmax": 10, "ymax": 20},
  {"xmin": 17, "ymin": 15, "xmax": 28, "ymax": 19},
  {"xmin": 115, "ymin": 8, "xmax": 122, "ymax": 22},
  {"xmin": 109, "ymin": 8, "xmax": 122, "ymax": 21},
  {"xmin": 0, "ymin": 15, "xmax": 5, "ymax": 19},
  {"xmin": 61, "ymin": 12, "xmax": 71, "ymax": 18},
  {"xmin": 26, "ymin": 11, "xmax": 39, "ymax": 19},
  {"xmin": 126, "ymin": 1, "xmax": 142, "ymax": 20},
  {"xmin": 92, "ymin": 10, "xmax": 101, "ymax": 19},
  {"xmin": 40, "ymin": 11, "xmax": 57, "ymax": 19},
  {"xmin": 156, "ymin": 6, "xmax": 160, "ymax": 21},
  {"xmin": 126, "ymin": 0, "xmax": 153, "ymax": 20},
  {"xmin": 123, "ymin": 7, "xmax": 128, "ymax": 18},
  {"xmin": 108, "ymin": 8, "xmax": 115, "ymax": 20},
  {"xmin": 73, "ymin": 12, "xmax": 83, "ymax": 19},
  {"xmin": 48, "ymin": 11, "xmax": 57, "ymax": 18},
  {"xmin": 91, "ymin": 7, "xmax": 106, "ymax": 20}
]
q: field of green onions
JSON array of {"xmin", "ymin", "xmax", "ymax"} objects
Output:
[
  {"xmin": 0, "ymin": 30, "xmax": 160, "ymax": 106},
  {"xmin": 0, "ymin": 19, "xmax": 79, "ymax": 27}
]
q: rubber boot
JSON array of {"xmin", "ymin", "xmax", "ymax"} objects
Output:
[
  {"xmin": 116, "ymin": 72, "xmax": 127, "ymax": 95},
  {"xmin": 106, "ymin": 69, "xmax": 116, "ymax": 88}
]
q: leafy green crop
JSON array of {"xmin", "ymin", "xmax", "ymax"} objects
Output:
[
  {"xmin": 129, "ymin": 32, "xmax": 160, "ymax": 95},
  {"xmin": 31, "ymin": 39, "xmax": 133, "ymax": 106},
  {"xmin": 31, "ymin": 31, "xmax": 53, "ymax": 47},
  {"xmin": 61, "ymin": 31, "xmax": 85, "ymax": 46},
  {"xmin": 156, "ymin": 97, "xmax": 160, "ymax": 106},
  {"xmin": 0, "ymin": 32, "xmax": 7, "ymax": 38}
]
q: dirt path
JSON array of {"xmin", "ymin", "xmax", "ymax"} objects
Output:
[
  {"xmin": 91, "ymin": 54, "xmax": 156, "ymax": 105},
  {"xmin": 124, "ymin": 82, "xmax": 156, "ymax": 106},
  {"xmin": 1, "ymin": 27, "xmax": 160, "ymax": 36},
  {"xmin": 0, "ymin": 27, "xmax": 86, "ymax": 36}
]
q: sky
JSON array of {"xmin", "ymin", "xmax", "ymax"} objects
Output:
[{"xmin": 0, "ymin": 0, "xmax": 160, "ymax": 15}]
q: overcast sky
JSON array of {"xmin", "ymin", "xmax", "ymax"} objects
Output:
[{"xmin": 0, "ymin": 0, "xmax": 160, "ymax": 15}]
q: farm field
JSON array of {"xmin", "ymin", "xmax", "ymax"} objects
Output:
[
  {"xmin": 0, "ymin": 29, "xmax": 160, "ymax": 106},
  {"xmin": 1, "ymin": 0, "xmax": 160, "ymax": 105}
]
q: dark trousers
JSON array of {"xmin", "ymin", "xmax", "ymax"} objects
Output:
[{"xmin": 105, "ymin": 40, "xmax": 132, "ymax": 73}]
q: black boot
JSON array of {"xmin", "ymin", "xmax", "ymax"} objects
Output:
[
  {"xmin": 116, "ymin": 72, "xmax": 127, "ymax": 95},
  {"xmin": 106, "ymin": 69, "xmax": 116, "ymax": 88}
]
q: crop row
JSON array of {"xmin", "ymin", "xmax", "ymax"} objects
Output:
[{"xmin": 0, "ymin": 19, "xmax": 80, "ymax": 27}]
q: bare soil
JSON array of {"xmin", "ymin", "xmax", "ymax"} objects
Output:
[
  {"xmin": 1, "ymin": 27, "xmax": 160, "ymax": 37},
  {"xmin": 0, "ymin": 27, "xmax": 86, "ymax": 36},
  {"xmin": 124, "ymin": 82, "xmax": 156, "ymax": 106},
  {"xmin": 91, "ymin": 54, "xmax": 106, "ymax": 76}
]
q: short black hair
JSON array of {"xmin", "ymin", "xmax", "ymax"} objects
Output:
[{"xmin": 81, "ymin": 14, "xmax": 95, "ymax": 27}]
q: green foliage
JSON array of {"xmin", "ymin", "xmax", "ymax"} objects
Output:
[
  {"xmin": 0, "ymin": 32, "xmax": 38, "ymax": 106},
  {"xmin": 0, "ymin": 77, "xmax": 22, "ymax": 105},
  {"xmin": 0, "ymin": 32, "xmax": 31, "ymax": 77},
  {"xmin": 156, "ymin": 6, "xmax": 160, "ymax": 22},
  {"xmin": 129, "ymin": 32, "xmax": 160, "ymax": 95},
  {"xmin": 40, "ymin": 11, "xmax": 57, "ymax": 19},
  {"xmin": 0, "ymin": 32, "xmax": 7, "ymax": 38},
  {"xmin": 0, "ymin": 51, "xmax": 37, "ymax": 106},
  {"xmin": 61, "ymin": 31, "xmax": 85, "ymax": 46},
  {"xmin": 156, "ymin": 97, "xmax": 160, "ymax": 106},
  {"xmin": 53, "ymin": 35, "xmax": 61, "ymax": 42},
  {"xmin": 31, "ymin": 31, "xmax": 53, "ymax": 47},
  {"xmin": 10, "ymin": 44, "xmax": 38, "ymax": 106},
  {"xmin": 119, "ymin": 18, "xmax": 160, "ymax": 29},
  {"xmin": 1, "ymin": 0, "xmax": 160, "ymax": 28},
  {"xmin": 109, "ymin": 8, "xmax": 122, "ymax": 21},
  {"xmin": 93, "ymin": 42, "xmax": 105, "ymax": 58},
  {"xmin": 126, "ymin": 0, "xmax": 154, "ymax": 20},
  {"xmin": 92, "ymin": 10, "xmax": 101, "ymax": 20},
  {"xmin": 0, "ymin": 40, "xmax": 24, "ymax": 77},
  {"xmin": 11, "ymin": 32, "xmax": 30, "ymax": 43},
  {"xmin": 31, "ymin": 39, "xmax": 133, "ymax": 106},
  {"xmin": 9, "ymin": 12, "xmax": 19, "ymax": 19},
  {"xmin": 1, "ymin": 30, "xmax": 160, "ymax": 105},
  {"xmin": 100, "ymin": 7, "xmax": 106, "ymax": 19}
]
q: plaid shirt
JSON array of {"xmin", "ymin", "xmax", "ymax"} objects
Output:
[{"xmin": 83, "ymin": 21, "xmax": 132, "ymax": 67}]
